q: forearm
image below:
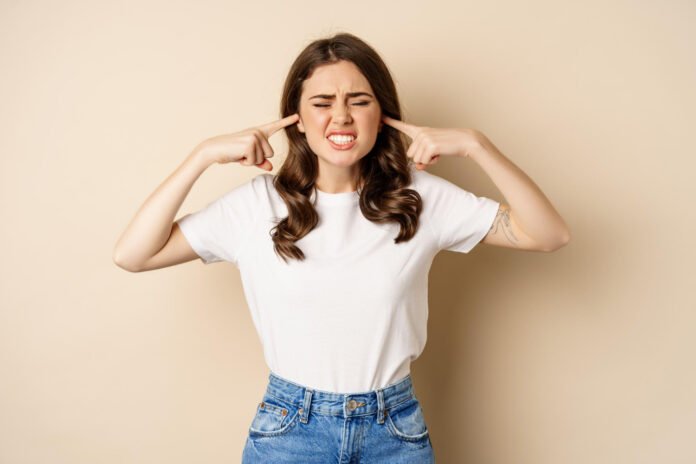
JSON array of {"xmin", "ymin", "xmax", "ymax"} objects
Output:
[
  {"xmin": 467, "ymin": 133, "xmax": 571, "ymax": 248},
  {"xmin": 112, "ymin": 144, "xmax": 212, "ymax": 271}
]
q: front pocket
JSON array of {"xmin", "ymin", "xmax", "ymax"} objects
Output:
[
  {"xmin": 385, "ymin": 398, "xmax": 430, "ymax": 442},
  {"xmin": 248, "ymin": 395, "xmax": 300, "ymax": 438}
]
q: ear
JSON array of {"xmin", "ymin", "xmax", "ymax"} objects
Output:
[{"xmin": 297, "ymin": 115, "xmax": 305, "ymax": 134}]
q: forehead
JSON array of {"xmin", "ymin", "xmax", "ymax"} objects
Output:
[{"xmin": 302, "ymin": 60, "xmax": 372, "ymax": 95}]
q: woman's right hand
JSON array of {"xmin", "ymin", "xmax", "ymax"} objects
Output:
[{"xmin": 198, "ymin": 113, "xmax": 300, "ymax": 171}]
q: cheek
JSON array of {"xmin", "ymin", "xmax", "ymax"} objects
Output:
[
  {"xmin": 303, "ymin": 111, "xmax": 328, "ymax": 127},
  {"xmin": 366, "ymin": 110, "xmax": 381, "ymax": 128},
  {"xmin": 364, "ymin": 117, "xmax": 381, "ymax": 135},
  {"xmin": 303, "ymin": 116, "xmax": 327, "ymax": 142}
]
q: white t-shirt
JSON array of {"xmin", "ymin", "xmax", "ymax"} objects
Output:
[{"xmin": 176, "ymin": 165, "xmax": 500, "ymax": 393}]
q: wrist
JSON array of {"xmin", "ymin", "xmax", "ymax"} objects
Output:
[
  {"xmin": 457, "ymin": 129, "xmax": 484, "ymax": 160},
  {"xmin": 465, "ymin": 131, "xmax": 492, "ymax": 162},
  {"xmin": 188, "ymin": 142, "xmax": 214, "ymax": 169}
]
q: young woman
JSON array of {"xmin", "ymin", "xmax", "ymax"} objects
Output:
[{"xmin": 114, "ymin": 32, "xmax": 570, "ymax": 463}]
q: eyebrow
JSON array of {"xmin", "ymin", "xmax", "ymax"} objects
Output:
[{"xmin": 309, "ymin": 92, "xmax": 374, "ymax": 100}]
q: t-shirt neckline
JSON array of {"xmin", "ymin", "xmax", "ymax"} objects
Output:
[{"xmin": 314, "ymin": 188, "xmax": 359, "ymax": 206}]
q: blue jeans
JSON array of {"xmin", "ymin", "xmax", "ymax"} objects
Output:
[{"xmin": 242, "ymin": 371, "xmax": 436, "ymax": 463}]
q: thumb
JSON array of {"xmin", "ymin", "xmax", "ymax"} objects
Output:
[{"xmin": 257, "ymin": 159, "xmax": 273, "ymax": 171}]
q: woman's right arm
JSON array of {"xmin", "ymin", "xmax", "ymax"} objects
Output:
[
  {"xmin": 112, "ymin": 144, "xmax": 214, "ymax": 272},
  {"xmin": 112, "ymin": 113, "xmax": 299, "ymax": 273}
]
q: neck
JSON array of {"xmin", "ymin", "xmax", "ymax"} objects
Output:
[{"xmin": 315, "ymin": 162, "xmax": 361, "ymax": 193}]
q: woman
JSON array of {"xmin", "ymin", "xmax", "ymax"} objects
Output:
[{"xmin": 113, "ymin": 32, "xmax": 570, "ymax": 463}]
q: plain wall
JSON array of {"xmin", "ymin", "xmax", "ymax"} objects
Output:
[{"xmin": 1, "ymin": 0, "xmax": 694, "ymax": 462}]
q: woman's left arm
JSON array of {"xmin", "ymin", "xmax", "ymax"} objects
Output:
[
  {"xmin": 465, "ymin": 131, "xmax": 571, "ymax": 252},
  {"xmin": 380, "ymin": 116, "xmax": 571, "ymax": 252}
]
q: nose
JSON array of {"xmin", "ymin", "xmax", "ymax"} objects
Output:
[{"xmin": 331, "ymin": 102, "xmax": 353, "ymax": 124}]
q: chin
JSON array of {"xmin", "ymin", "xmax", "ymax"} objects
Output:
[{"xmin": 320, "ymin": 154, "xmax": 362, "ymax": 168}]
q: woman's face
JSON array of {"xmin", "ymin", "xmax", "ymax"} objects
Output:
[{"xmin": 297, "ymin": 60, "xmax": 383, "ymax": 170}]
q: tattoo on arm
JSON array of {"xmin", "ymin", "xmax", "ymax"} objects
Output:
[{"xmin": 489, "ymin": 206, "xmax": 520, "ymax": 246}]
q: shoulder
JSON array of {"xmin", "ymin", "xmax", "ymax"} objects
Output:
[
  {"xmin": 408, "ymin": 165, "xmax": 468, "ymax": 197},
  {"xmin": 253, "ymin": 172, "xmax": 282, "ymax": 202},
  {"xmin": 247, "ymin": 172, "xmax": 274, "ymax": 190},
  {"xmin": 222, "ymin": 173, "xmax": 274, "ymax": 200}
]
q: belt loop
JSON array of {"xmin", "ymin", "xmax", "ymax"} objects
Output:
[
  {"xmin": 376, "ymin": 388, "xmax": 386, "ymax": 425},
  {"xmin": 299, "ymin": 388, "xmax": 313, "ymax": 424}
]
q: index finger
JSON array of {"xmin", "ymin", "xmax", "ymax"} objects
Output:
[
  {"xmin": 382, "ymin": 115, "xmax": 419, "ymax": 139},
  {"xmin": 259, "ymin": 113, "xmax": 301, "ymax": 137}
]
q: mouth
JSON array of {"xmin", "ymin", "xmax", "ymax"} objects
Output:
[{"xmin": 326, "ymin": 132, "xmax": 358, "ymax": 150}]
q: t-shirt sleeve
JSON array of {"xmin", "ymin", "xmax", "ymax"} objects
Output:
[
  {"xmin": 417, "ymin": 169, "xmax": 500, "ymax": 254},
  {"xmin": 175, "ymin": 175, "xmax": 263, "ymax": 265}
]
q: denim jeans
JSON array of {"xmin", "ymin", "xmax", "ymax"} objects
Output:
[{"xmin": 242, "ymin": 371, "xmax": 436, "ymax": 463}]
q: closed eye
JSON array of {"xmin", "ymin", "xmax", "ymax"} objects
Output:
[{"xmin": 313, "ymin": 101, "xmax": 371, "ymax": 108}]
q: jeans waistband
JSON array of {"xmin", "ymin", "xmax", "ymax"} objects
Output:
[{"xmin": 265, "ymin": 371, "xmax": 416, "ymax": 422}]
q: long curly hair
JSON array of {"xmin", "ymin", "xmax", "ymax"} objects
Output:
[{"xmin": 271, "ymin": 32, "xmax": 422, "ymax": 263}]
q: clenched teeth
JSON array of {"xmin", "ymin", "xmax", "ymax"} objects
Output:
[{"xmin": 328, "ymin": 135, "xmax": 356, "ymax": 144}]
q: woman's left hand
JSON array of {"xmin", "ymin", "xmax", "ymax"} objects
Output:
[{"xmin": 381, "ymin": 115, "xmax": 484, "ymax": 170}]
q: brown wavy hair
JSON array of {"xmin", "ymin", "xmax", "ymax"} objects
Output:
[{"xmin": 271, "ymin": 32, "xmax": 422, "ymax": 263}]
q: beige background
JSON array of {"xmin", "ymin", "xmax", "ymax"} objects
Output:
[{"xmin": 1, "ymin": 0, "xmax": 694, "ymax": 462}]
